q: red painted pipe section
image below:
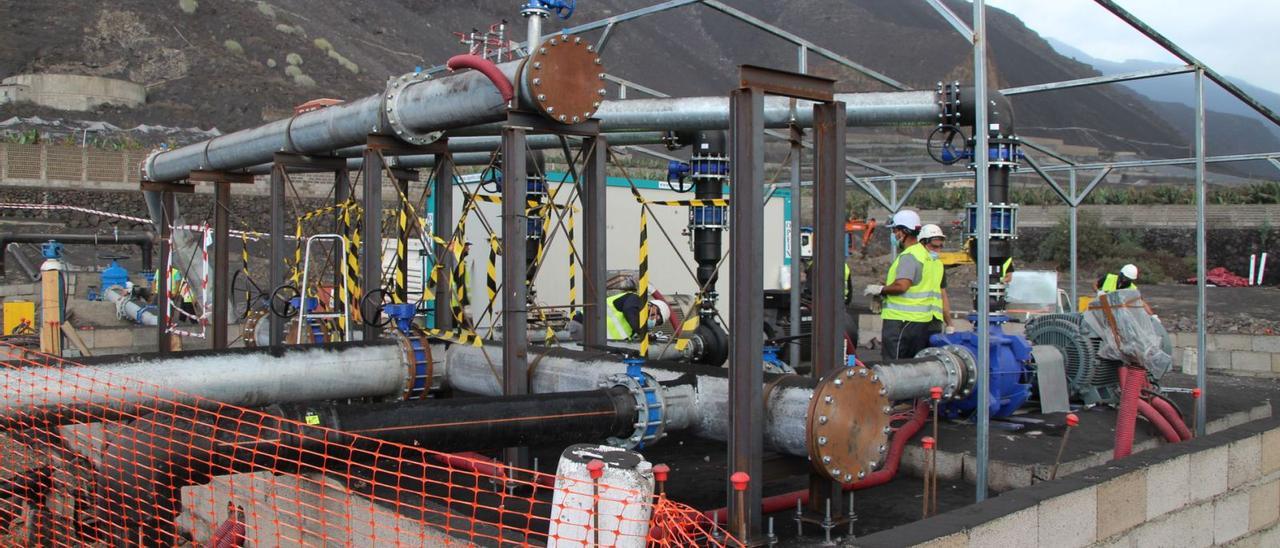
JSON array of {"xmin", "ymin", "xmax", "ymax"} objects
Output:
[
  {"xmin": 446, "ymin": 55, "xmax": 515, "ymax": 103},
  {"xmin": 1149, "ymin": 395, "xmax": 1193, "ymax": 441},
  {"xmin": 705, "ymin": 401, "xmax": 931, "ymax": 522},
  {"xmin": 1137, "ymin": 400, "xmax": 1183, "ymax": 443},
  {"xmin": 1113, "ymin": 366, "xmax": 1145, "ymax": 459}
]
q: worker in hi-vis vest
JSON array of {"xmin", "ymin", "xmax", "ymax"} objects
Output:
[
  {"xmin": 605, "ymin": 292, "xmax": 671, "ymax": 341},
  {"xmin": 155, "ymin": 267, "xmax": 196, "ymax": 324},
  {"xmin": 863, "ymin": 210, "xmax": 945, "ymax": 360},
  {"xmin": 1095, "ymin": 263, "xmax": 1139, "ymax": 294}
]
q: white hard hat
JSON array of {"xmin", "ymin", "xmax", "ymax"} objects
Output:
[
  {"xmin": 919, "ymin": 224, "xmax": 946, "ymax": 240},
  {"xmin": 649, "ymin": 298, "xmax": 671, "ymax": 326},
  {"xmin": 1121, "ymin": 264, "xmax": 1139, "ymax": 280},
  {"xmin": 890, "ymin": 210, "xmax": 922, "ymax": 231}
]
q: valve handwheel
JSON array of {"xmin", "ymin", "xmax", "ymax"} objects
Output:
[{"xmin": 269, "ymin": 285, "xmax": 301, "ymax": 319}]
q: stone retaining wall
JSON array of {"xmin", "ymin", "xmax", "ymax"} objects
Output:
[{"xmin": 1172, "ymin": 331, "xmax": 1280, "ymax": 378}]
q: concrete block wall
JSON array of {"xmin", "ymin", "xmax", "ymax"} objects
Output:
[
  {"xmin": 1171, "ymin": 331, "xmax": 1280, "ymax": 378},
  {"xmin": 858, "ymin": 415, "xmax": 1280, "ymax": 548}
]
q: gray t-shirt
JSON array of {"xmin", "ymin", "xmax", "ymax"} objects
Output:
[{"xmin": 892, "ymin": 253, "xmax": 923, "ymax": 285}]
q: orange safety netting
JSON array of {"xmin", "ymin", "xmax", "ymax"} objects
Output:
[{"xmin": 0, "ymin": 342, "xmax": 739, "ymax": 546}]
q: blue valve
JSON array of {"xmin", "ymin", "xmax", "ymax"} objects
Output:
[
  {"xmin": 624, "ymin": 356, "xmax": 645, "ymax": 382},
  {"xmin": 523, "ymin": 0, "xmax": 575, "ymax": 20},
  {"xmin": 41, "ymin": 240, "xmax": 63, "ymax": 260},
  {"xmin": 667, "ymin": 161, "xmax": 690, "ymax": 184},
  {"xmin": 384, "ymin": 303, "xmax": 417, "ymax": 334}
]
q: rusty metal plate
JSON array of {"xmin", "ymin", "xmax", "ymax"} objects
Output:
[
  {"xmin": 523, "ymin": 35, "xmax": 604, "ymax": 124},
  {"xmin": 806, "ymin": 365, "xmax": 893, "ymax": 484}
]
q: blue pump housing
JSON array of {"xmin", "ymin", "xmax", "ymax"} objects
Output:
[
  {"xmin": 930, "ymin": 315, "xmax": 1034, "ymax": 420},
  {"xmin": 384, "ymin": 303, "xmax": 417, "ymax": 334}
]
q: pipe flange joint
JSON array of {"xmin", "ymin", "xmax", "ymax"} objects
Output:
[
  {"xmin": 936, "ymin": 81, "xmax": 963, "ymax": 127},
  {"xmin": 600, "ymin": 370, "xmax": 666, "ymax": 450},
  {"xmin": 915, "ymin": 345, "xmax": 976, "ymax": 400},
  {"xmin": 383, "ymin": 72, "xmax": 444, "ymax": 146},
  {"xmin": 390, "ymin": 326, "xmax": 439, "ymax": 400},
  {"xmin": 141, "ymin": 148, "xmax": 165, "ymax": 182}
]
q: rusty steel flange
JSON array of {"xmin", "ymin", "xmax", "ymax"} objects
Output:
[
  {"xmin": 806, "ymin": 365, "xmax": 894, "ymax": 484},
  {"xmin": 524, "ymin": 35, "xmax": 605, "ymax": 124},
  {"xmin": 241, "ymin": 310, "xmax": 268, "ymax": 348}
]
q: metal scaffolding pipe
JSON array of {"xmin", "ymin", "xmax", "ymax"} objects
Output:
[
  {"xmin": 142, "ymin": 40, "xmax": 603, "ymax": 183},
  {"xmin": 102, "ymin": 286, "xmax": 159, "ymax": 327},
  {"xmin": 0, "ymin": 232, "xmax": 154, "ymax": 277}
]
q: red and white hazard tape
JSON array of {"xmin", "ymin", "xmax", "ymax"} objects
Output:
[{"xmin": 0, "ymin": 203, "xmax": 269, "ymax": 240}]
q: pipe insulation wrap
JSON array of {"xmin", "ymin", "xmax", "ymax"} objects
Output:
[{"xmin": 0, "ymin": 343, "xmax": 409, "ymax": 423}]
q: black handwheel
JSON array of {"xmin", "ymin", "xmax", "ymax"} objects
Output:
[
  {"xmin": 360, "ymin": 288, "xmax": 393, "ymax": 328},
  {"xmin": 269, "ymin": 285, "xmax": 300, "ymax": 319}
]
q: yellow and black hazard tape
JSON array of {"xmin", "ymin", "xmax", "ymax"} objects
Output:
[
  {"xmin": 674, "ymin": 297, "xmax": 701, "ymax": 352},
  {"xmin": 567, "ymin": 207, "xmax": 576, "ymax": 308},
  {"xmin": 637, "ymin": 206, "xmax": 651, "ymax": 358},
  {"xmin": 393, "ymin": 201, "xmax": 410, "ymax": 304},
  {"xmin": 423, "ymin": 327, "xmax": 483, "ymax": 347},
  {"xmin": 486, "ymin": 234, "xmax": 500, "ymax": 309},
  {"xmin": 644, "ymin": 198, "xmax": 730, "ymax": 207}
]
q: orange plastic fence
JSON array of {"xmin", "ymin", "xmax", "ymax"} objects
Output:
[{"xmin": 0, "ymin": 342, "xmax": 739, "ymax": 546}]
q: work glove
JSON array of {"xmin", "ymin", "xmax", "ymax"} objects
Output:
[
  {"xmin": 945, "ymin": 325, "xmax": 956, "ymax": 335},
  {"xmin": 863, "ymin": 284, "xmax": 884, "ymax": 297}
]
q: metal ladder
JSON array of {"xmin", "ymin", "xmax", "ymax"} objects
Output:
[{"xmin": 296, "ymin": 233, "xmax": 352, "ymax": 344}]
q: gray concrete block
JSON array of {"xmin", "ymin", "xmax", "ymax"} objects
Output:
[
  {"xmin": 913, "ymin": 531, "xmax": 967, "ymax": 548},
  {"xmin": 1145, "ymin": 455, "xmax": 1190, "ymax": 519},
  {"xmin": 1217, "ymin": 334, "xmax": 1255, "ymax": 351},
  {"xmin": 988, "ymin": 459, "xmax": 1033, "ymax": 491},
  {"xmin": 90, "ymin": 327, "xmax": 133, "ymax": 349},
  {"xmin": 1273, "ymin": 353, "xmax": 1280, "ymax": 374},
  {"xmin": 1207, "ymin": 350, "xmax": 1234, "ymax": 370},
  {"xmin": 1096, "ymin": 470, "xmax": 1148, "ymax": 540},
  {"xmin": 1190, "ymin": 445, "xmax": 1230, "ymax": 502},
  {"xmin": 1250, "ymin": 403, "xmax": 1272, "ymax": 421},
  {"xmin": 967, "ymin": 505, "xmax": 1037, "ymax": 546},
  {"xmin": 1249, "ymin": 479, "xmax": 1280, "ymax": 532},
  {"xmin": 1038, "ymin": 486, "xmax": 1097, "ymax": 548},
  {"xmin": 1129, "ymin": 501, "xmax": 1214, "ymax": 548},
  {"xmin": 1216, "ymin": 490, "xmax": 1252, "ymax": 544},
  {"xmin": 1229, "ymin": 435, "xmax": 1263, "ymax": 490},
  {"xmin": 1233, "ymin": 351, "xmax": 1274, "ymax": 373},
  {"xmin": 1264, "ymin": 428, "xmax": 1280, "ymax": 476},
  {"xmin": 1254, "ymin": 336, "xmax": 1280, "ymax": 354}
]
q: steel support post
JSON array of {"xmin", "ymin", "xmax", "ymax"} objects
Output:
[
  {"xmin": 268, "ymin": 162, "xmax": 286, "ymax": 346},
  {"xmin": 212, "ymin": 181, "xmax": 230, "ymax": 348},
  {"xmin": 157, "ymin": 191, "xmax": 176, "ymax": 353},
  {"xmin": 808, "ymin": 101, "xmax": 847, "ymax": 518},
  {"xmin": 728, "ymin": 86, "xmax": 765, "ymax": 540},
  {"xmin": 501, "ymin": 125, "xmax": 531, "ymax": 469},
  {"xmin": 1195, "ymin": 68, "xmax": 1207, "ymax": 436},
  {"xmin": 972, "ymin": 0, "xmax": 992, "ymax": 502},
  {"xmin": 362, "ymin": 146, "xmax": 384, "ymax": 342},
  {"xmin": 788, "ymin": 124, "xmax": 804, "ymax": 368},
  {"xmin": 582, "ymin": 136, "xmax": 608, "ymax": 347},
  {"xmin": 433, "ymin": 154, "xmax": 454, "ymax": 331},
  {"xmin": 334, "ymin": 169, "xmax": 351, "ymax": 297},
  {"xmin": 1069, "ymin": 169, "xmax": 1078, "ymax": 310}
]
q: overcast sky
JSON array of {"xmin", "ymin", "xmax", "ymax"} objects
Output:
[{"xmin": 984, "ymin": 0, "xmax": 1280, "ymax": 94}]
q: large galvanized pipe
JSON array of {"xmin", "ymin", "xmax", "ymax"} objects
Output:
[
  {"xmin": 142, "ymin": 38, "xmax": 603, "ymax": 183},
  {"xmin": 0, "ymin": 342, "xmax": 411, "ymax": 426},
  {"xmin": 102, "ymin": 286, "xmax": 159, "ymax": 327}
]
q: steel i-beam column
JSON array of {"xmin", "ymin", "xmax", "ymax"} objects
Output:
[
  {"xmin": 728, "ymin": 86, "xmax": 765, "ymax": 540},
  {"xmin": 582, "ymin": 136, "xmax": 608, "ymax": 347},
  {"xmin": 269, "ymin": 162, "xmax": 286, "ymax": 346},
  {"xmin": 212, "ymin": 181, "xmax": 230, "ymax": 348},
  {"xmin": 809, "ymin": 101, "xmax": 847, "ymax": 517},
  {"xmin": 973, "ymin": 0, "xmax": 992, "ymax": 503},
  {"xmin": 433, "ymin": 154, "xmax": 455, "ymax": 331},
  {"xmin": 1068, "ymin": 169, "xmax": 1078, "ymax": 310},
  {"xmin": 501, "ymin": 125, "xmax": 531, "ymax": 468},
  {"xmin": 362, "ymin": 145, "xmax": 385, "ymax": 342}
]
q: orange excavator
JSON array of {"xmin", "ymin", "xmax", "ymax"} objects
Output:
[{"xmin": 845, "ymin": 216, "xmax": 877, "ymax": 257}]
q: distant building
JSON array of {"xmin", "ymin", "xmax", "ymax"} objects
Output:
[{"xmin": 0, "ymin": 74, "xmax": 145, "ymax": 111}]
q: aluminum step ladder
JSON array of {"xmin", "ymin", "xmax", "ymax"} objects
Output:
[{"xmin": 296, "ymin": 233, "xmax": 352, "ymax": 343}]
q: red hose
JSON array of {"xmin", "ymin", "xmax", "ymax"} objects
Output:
[
  {"xmin": 1113, "ymin": 366, "xmax": 1145, "ymax": 459},
  {"xmin": 1149, "ymin": 396, "xmax": 1193, "ymax": 441},
  {"xmin": 705, "ymin": 401, "xmax": 930, "ymax": 522},
  {"xmin": 1138, "ymin": 400, "xmax": 1183, "ymax": 443},
  {"xmin": 446, "ymin": 54, "xmax": 515, "ymax": 103},
  {"xmin": 428, "ymin": 451, "xmax": 557, "ymax": 487}
]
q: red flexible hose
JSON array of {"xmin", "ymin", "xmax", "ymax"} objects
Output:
[
  {"xmin": 1149, "ymin": 396, "xmax": 1193, "ymax": 441},
  {"xmin": 427, "ymin": 451, "xmax": 557, "ymax": 487},
  {"xmin": 1137, "ymin": 400, "xmax": 1183, "ymax": 443},
  {"xmin": 1113, "ymin": 366, "xmax": 1145, "ymax": 459},
  {"xmin": 705, "ymin": 400, "xmax": 931, "ymax": 522},
  {"xmin": 446, "ymin": 54, "xmax": 515, "ymax": 103}
]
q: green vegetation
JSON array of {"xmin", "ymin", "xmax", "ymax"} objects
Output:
[
  {"xmin": 286, "ymin": 53, "xmax": 303, "ymax": 66},
  {"xmin": 1033, "ymin": 212, "xmax": 1190, "ymax": 283},
  {"xmin": 275, "ymin": 24, "xmax": 300, "ymax": 35},
  {"xmin": 266, "ymin": 58, "xmax": 277, "ymax": 68},
  {"xmin": 178, "ymin": 0, "xmax": 198, "ymax": 14},
  {"xmin": 896, "ymin": 182, "xmax": 1280, "ymax": 210},
  {"xmin": 293, "ymin": 74, "xmax": 316, "ymax": 88},
  {"xmin": 284, "ymin": 65, "xmax": 303, "ymax": 78},
  {"xmin": 313, "ymin": 38, "xmax": 333, "ymax": 52},
  {"xmin": 223, "ymin": 40, "xmax": 244, "ymax": 55},
  {"xmin": 255, "ymin": 1, "xmax": 276, "ymax": 18},
  {"xmin": 1, "ymin": 130, "xmax": 144, "ymax": 151}
]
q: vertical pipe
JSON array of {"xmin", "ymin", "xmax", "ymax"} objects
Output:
[
  {"xmin": 972, "ymin": 0, "xmax": 992, "ymax": 502},
  {"xmin": 808, "ymin": 101, "xmax": 847, "ymax": 517},
  {"xmin": 501, "ymin": 126, "xmax": 530, "ymax": 468},
  {"xmin": 362, "ymin": 147, "xmax": 384, "ymax": 342},
  {"xmin": 433, "ymin": 154, "xmax": 455, "ymax": 331},
  {"xmin": 1194, "ymin": 68, "xmax": 1207, "ymax": 437},
  {"xmin": 157, "ymin": 191, "xmax": 175, "ymax": 353},
  {"xmin": 582, "ymin": 136, "xmax": 608, "ymax": 347},
  {"xmin": 213, "ymin": 182, "xmax": 230, "ymax": 349},
  {"xmin": 141, "ymin": 239, "xmax": 154, "ymax": 274},
  {"xmin": 728, "ymin": 87, "xmax": 764, "ymax": 539},
  {"xmin": 789, "ymin": 45, "xmax": 807, "ymax": 368},
  {"xmin": 269, "ymin": 164, "xmax": 286, "ymax": 346},
  {"xmin": 1069, "ymin": 169, "xmax": 1078, "ymax": 311}
]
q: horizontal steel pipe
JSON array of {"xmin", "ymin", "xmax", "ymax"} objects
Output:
[
  {"xmin": 144, "ymin": 40, "xmax": 603, "ymax": 183},
  {"xmin": 0, "ymin": 232, "xmax": 154, "ymax": 277}
]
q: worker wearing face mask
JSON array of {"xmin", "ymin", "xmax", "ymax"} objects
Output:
[
  {"xmin": 863, "ymin": 210, "xmax": 945, "ymax": 359},
  {"xmin": 605, "ymin": 291, "xmax": 670, "ymax": 341},
  {"xmin": 919, "ymin": 224, "xmax": 954, "ymax": 334}
]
